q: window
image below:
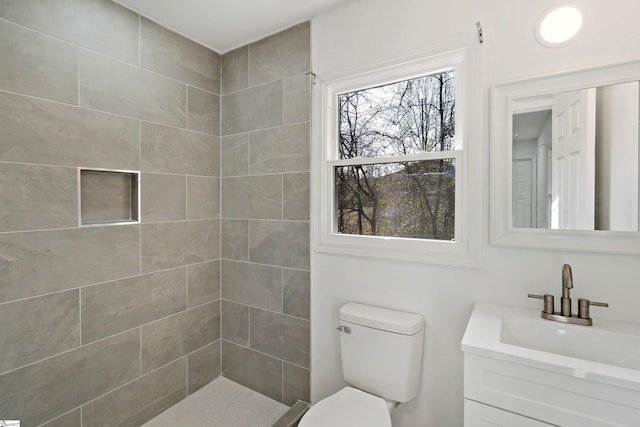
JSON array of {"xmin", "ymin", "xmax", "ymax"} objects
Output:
[
  {"xmin": 336, "ymin": 70, "xmax": 457, "ymax": 241},
  {"xmin": 316, "ymin": 48, "xmax": 479, "ymax": 266}
]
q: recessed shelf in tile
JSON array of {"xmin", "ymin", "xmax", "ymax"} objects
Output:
[{"xmin": 79, "ymin": 168, "xmax": 140, "ymax": 226}]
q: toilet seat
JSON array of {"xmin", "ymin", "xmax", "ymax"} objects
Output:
[{"xmin": 298, "ymin": 387, "xmax": 392, "ymax": 427}]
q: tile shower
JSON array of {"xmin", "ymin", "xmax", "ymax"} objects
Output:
[{"xmin": 0, "ymin": 0, "xmax": 310, "ymax": 425}]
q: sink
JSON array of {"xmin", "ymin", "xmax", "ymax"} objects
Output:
[
  {"xmin": 461, "ymin": 302, "xmax": 640, "ymax": 427},
  {"xmin": 461, "ymin": 302, "xmax": 640, "ymax": 386},
  {"xmin": 500, "ymin": 314, "xmax": 640, "ymax": 370}
]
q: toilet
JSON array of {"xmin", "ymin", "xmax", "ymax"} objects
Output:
[{"xmin": 299, "ymin": 302, "xmax": 424, "ymax": 427}]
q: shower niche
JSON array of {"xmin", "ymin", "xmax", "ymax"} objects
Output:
[{"xmin": 79, "ymin": 168, "xmax": 140, "ymax": 226}]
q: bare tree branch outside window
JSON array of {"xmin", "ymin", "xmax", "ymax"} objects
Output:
[{"xmin": 336, "ymin": 70, "xmax": 456, "ymax": 240}]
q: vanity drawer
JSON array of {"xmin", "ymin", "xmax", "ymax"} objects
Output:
[
  {"xmin": 464, "ymin": 353, "xmax": 640, "ymax": 427},
  {"xmin": 465, "ymin": 399, "xmax": 553, "ymax": 426}
]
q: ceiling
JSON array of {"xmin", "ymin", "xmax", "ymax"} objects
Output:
[
  {"xmin": 114, "ymin": 0, "xmax": 348, "ymax": 53},
  {"xmin": 513, "ymin": 110, "xmax": 551, "ymax": 142}
]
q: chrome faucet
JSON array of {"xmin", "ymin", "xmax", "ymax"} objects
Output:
[{"xmin": 528, "ymin": 264, "xmax": 608, "ymax": 326}]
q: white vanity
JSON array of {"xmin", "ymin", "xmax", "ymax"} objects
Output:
[{"xmin": 461, "ymin": 302, "xmax": 640, "ymax": 426}]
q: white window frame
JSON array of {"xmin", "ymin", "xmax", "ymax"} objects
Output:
[{"xmin": 314, "ymin": 46, "xmax": 481, "ymax": 267}]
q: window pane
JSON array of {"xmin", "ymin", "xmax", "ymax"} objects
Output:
[
  {"xmin": 335, "ymin": 159, "xmax": 456, "ymax": 240},
  {"xmin": 338, "ymin": 70, "xmax": 456, "ymax": 159}
]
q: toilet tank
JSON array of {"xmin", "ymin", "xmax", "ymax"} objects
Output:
[{"xmin": 339, "ymin": 303, "xmax": 424, "ymax": 403}]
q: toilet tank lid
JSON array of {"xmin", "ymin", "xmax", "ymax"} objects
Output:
[{"xmin": 340, "ymin": 303, "xmax": 424, "ymax": 335}]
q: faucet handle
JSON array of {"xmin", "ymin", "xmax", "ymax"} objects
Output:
[
  {"xmin": 528, "ymin": 294, "xmax": 555, "ymax": 314},
  {"xmin": 578, "ymin": 298, "xmax": 609, "ymax": 320}
]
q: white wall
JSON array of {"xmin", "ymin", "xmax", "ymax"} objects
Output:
[{"xmin": 310, "ymin": 1, "xmax": 640, "ymax": 426}]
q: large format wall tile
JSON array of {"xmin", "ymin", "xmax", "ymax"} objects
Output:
[
  {"xmin": 0, "ymin": 91, "xmax": 139, "ymax": 170},
  {"xmin": 221, "ymin": 46, "xmax": 248, "ymax": 95},
  {"xmin": 41, "ymin": 408, "xmax": 81, "ymax": 427},
  {"xmin": 141, "ymin": 122, "xmax": 220, "ymax": 177},
  {"xmin": 141, "ymin": 173, "xmax": 187, "ymax": 223},
  {"xmin": 0, "ymin": 225, "xmax": 140, "ymax": 303},
  {"xmin": 221, "ymin": 260, "xmax": 282, "ymax": 311},
  {"xmin": 0, "ymin": 163, "xmax": 77, "ymax": 232},
  {"xmin": 283, "ymin": 172, "xmax": 310, "ymax": 220},
  {"xmin": 250, "ymin": 308, "xmax": 310, "ymax": 368},
  {"xmin": 221, "ymin": 80, "xmax": 282, "ymax": 135},
  {"xmin": 81, "ymin": 268, "xmax": 187, "ymax": 344},
  {"xmin": 141, "ymin": 220, "xmax": 219, "ymax": 273},
  {"xmin": 0, "ymin": 290, "xmax": 79, "ymax": 374},
  {"xmin": 79, "ymin": 50, "xmax": 187, "ymax": 127},
  {"xmin": 222, "ymin": 341, "xmax": 282, "ymax": 402},
  {"xmin": 141, "ymin": 302, "xmax": 220, "ymax": 373},
  {"xmin": 221, "ymin": 133, "xmax": 249, "ymax": 177},
  {"xmin": 249, "ymin": 122, "xmax": 310, "ymax": 174},
  {"xmin": 187, "ymin": 260, "xmax": 221, "ymax": 308},
  {"xmin": 0, "ymin": 0, "xmax": 139, "ymax": 64},
  {"xmin": 283, "ymin": 73, "xmax": 311, "ymax": 125},
  {"xmin": 248, "ymin": 22, "xmax": 310, "ymax": 87},
  {"xmin": 283, "ymin": 362, "xmax": 310, "ymax": 405},
  {"xmin": 221, "ymin": 175, "xmax": 283, "ymax": 219},
  {"xmin": 0, "ymin": 20, "xmax": 78, "ymax": 104},
  {"xmin": 0, "ymin": 329, "xmax": 140, "ymax": 427},
  {"xmin": 188, "ymin": 86, "xmax": 220, "ymax": 135},
  {"xmin": 188, "ymin": 340, "xmax": 221, "ymax": 394},
  {"xmin": 140, "ymin": 17, "xmax": 220, "ymax": 94},
  {"xmin": 221, "ymin": 219, "xmax": 249, "ymax": 261},
  {"xmin": 82, "ymin": 358, "xmax": 187, "ymax": 427},
  {"xmin": 221, "ymin": 300, "xmax": 249, "ymax": 346},
  {"xmin": 249, "ymin": 220, "xmax": 310, "ymax": 270},
  {"xmin": 187, "ymin": 176, "xmax": 220, "ymax": 220},
  {"xmin": 283, "ymin": 269, "xmax": 310, "ymax": 320}
]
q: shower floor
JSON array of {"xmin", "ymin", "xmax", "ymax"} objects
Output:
[{"xmin": 143, "ymin": 376, "xmax": 289, "ymax": 427}]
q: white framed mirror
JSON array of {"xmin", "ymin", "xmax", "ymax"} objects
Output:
[{"xmin": 491, "ymin": 60, "xmax": 640, "ymax": 254}]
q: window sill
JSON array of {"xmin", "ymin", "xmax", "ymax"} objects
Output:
[{"xmin": 314, "ymin": 232, "xmax": 480, "ymax": 268}]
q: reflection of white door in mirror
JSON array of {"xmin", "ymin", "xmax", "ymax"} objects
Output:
[
  {"xmin": 551, "ymin": 89, "xmax": 596, "ymax": 230},
  {"xmin": 491, "ymin": 59, "xmax": 640, "ymax": 254},
  {"xmin": 512, "ymin": 158, "xmax": 534, "ymax": 227}
]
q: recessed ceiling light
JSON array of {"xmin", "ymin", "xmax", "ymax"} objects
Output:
[{"xmin": 535, "ymin": 6, "xmax": 583, "ymax": 47}]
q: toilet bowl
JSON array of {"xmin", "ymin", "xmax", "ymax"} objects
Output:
[{"xmin": 298, "ymin": 387, "xmax": 392, "ymax": 427}]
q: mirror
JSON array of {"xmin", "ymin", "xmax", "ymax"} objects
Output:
[
  {"xmin": 511, "ymin": 82, "xmax": 639, "ymax": 231},
  {"xmin": 491, "ymin": 60, "xmax": 640, "ymax": 254}
]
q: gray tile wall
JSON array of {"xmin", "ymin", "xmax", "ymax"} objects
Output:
[
  {"xmin": 220, "ymin": 22, "xmax": 311, "ymax": 406},
  {"xmin": 0, "ymin": 1, "xmax": 221, "ymax": 425}
]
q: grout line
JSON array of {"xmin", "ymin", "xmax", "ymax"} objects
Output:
[
  {"xmin": 138, "ymin": 15, "xmax": 141, "ymax": 66},
  {"xmin": 220, "ymin": 258, "xmax": 310, "ymax": 273},
  {"xmin": 78, "ymin": 288, "xmax": 82, "ymax": 346},
  {"xmin": 139, "ymin": 327, "xmax": 143, "ymax": 377},
  {"xmin": 220, "ymin": 170, "xmax": 311, "ymax": 179},
  {"xmin": 0, "ymin": 88, "xmax": 220, "ymax": 138},
  {"xmin": 185, "ymin": 175, "xmax": 189, "ymax": 220},
  {"xmin": 186, "ymin": 84, "xmax": 189, "ymax": 130},
  {"xmin": 222, "ymin": 339, "xmax": 310, "ymax": 372},
  {"xmin": 139, "ymin": 121, "xmax": 143, "ymax": 274},
  {"xmin": 186, "ymin": 351, "xmax": 190, "ymax": 395},
  {"xmin": 77, "ymin": 47, "xmax": 80, "ymax": 104},
  {"xmin": 185, "ymin": 266, "xmax": 189, "ymax": 308},
  {"xmin": 221, "ymin": 120, "xmax": 310, "ymax": 139},
  {"xmin": 220, "ymin": 298, "xmax": 309, "ymax": 323}
]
